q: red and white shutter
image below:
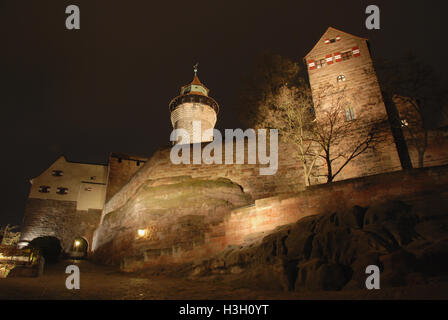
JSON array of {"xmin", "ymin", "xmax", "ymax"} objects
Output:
[
  {"xmin": 334, "ymin": 52, "xmax": 342, "ymax": 62},
  {"xmin": 352, "ymin": 46, "xmax": 360, "ymax": 57},
  {"xmin": 325, "ymin": 54, "xmax": 333, "ymax": 65},
  {"xmin": 308, "ymin": 59, "xmax": 316, "ymax": 70},
  {"xmin": 324, "ymin": 39, "xmax": 330, "ymax": 44}
]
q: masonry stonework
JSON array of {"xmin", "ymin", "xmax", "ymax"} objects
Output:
[
  {"xmin": 105, "ymin": 153, "xmax": 148, "ymax": 202},
  {"xmin": 20, "ymin": 199, "xmax": 101, "ymax": 253},
  {"xmin": 305, "ymin": 27, "xmax": 403, "ymax": 181}
]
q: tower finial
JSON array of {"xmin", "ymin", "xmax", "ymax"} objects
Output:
[{"xmin": 193, "ymin": 63, "xmax": 199, "ymax": 76}]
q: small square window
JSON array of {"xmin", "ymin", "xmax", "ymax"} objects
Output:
[
  {"xmin": 341, "ymin": 51, "xmax": 353, "ymax": 61},
  {"xmin": 345, "ymin": 106, "xmax": 356, "ymax": 121},
  {"xmin": 315, "ymin": 59, "xmax": 326, "ymax": 69},
  {"xmin": 56, "ymin": 187, "xmax": 68, "ymax": 195},
  {"xmin": 39, "ymin": 186, "xmax": 51, "ymax": 193},
  {"xmin": 52, "ymin": 170, "xmax": 63, "ymax": 177},
  {"xmin": 90, "ymin": 176, "xmax": 96, "ymax": 180}
]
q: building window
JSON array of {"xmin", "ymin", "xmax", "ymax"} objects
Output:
[
  {"xmin": 401, "ymin": 119, "xmax": 409, "ymax": 127},
  {"xmin": 337, "ymin": 75, "xmax": 346, "ymax": 82},
  {"xmin": 345, "ymin": 106, "xmax": 356, "ymax": 121},
  {"xmin": 315, "ymin": 59, "xmax": 326, "ymax": 69},
  {"xmin": 136, "ymin": 161, "xmax": 140, "ymax": 166},
  {"xmin": 85, "ymin": 187, "xmax": 93, "ymax": 192},
  {"xmin": 90, "ymin": 176, "xmax": 96, "ymax": 180},
  {"xmin": 56, "ymin": 187, "xmax": 68, "ymax": 195},
  {"xmin": 52, "ymin": 170, "xmax": 63, "ymax": 177},
  {"xmin": 341, "ymin": 51, "xmax": 353, "ymax": 61},
  {"xmin": 39, "ymin": 186, "xmax": 51, "ymax": 193}
]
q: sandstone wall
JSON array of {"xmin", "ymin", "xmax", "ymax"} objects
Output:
[
  {"xmin": 96, "ymin": 164, "xmax": 448, "ymax": 272},
  {"xmin": 92, "ymin": 176, "xmax": 253, "ymax": 267},
  {"xmin": 305, "ymin": 28, "xmax": 403, "ymax": 182},
  {"xmin": 102, "ymin": 140, "xmax": 305, "ymax": 221},
  {"xmin": 222, "ymin": 165, "xmax": 448, "ymax": 247},
  {"xmin": 105, "ymin": 153, "xmax": 148, "ymax": 203},
  {"xmin": 20, "ymin": 199, "xmax": 101, "ymax": 253}
]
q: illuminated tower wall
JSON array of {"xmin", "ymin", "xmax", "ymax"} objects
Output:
[{"xmin": 169, "ymin": 68, "xmax": 219, "ymax": 144}]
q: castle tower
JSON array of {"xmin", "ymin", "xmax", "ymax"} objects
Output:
[
  {"xmin": 169, "ymin": 65, "xmax": 219, "ymax": 144},
  {"xmin": 304, "ymin": 27, "xmax": 402, "ymax": 181}
]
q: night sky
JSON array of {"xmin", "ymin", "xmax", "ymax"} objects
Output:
[{"xmin": 1, "ymin": 0, "xmax": 447, "ymax": 227}]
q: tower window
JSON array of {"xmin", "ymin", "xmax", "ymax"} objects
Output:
[
  {"xmin": 56, "ymin": 187, "xmax": 68, "ymax": 195},
  {"xmin": 315, "ymin": 59, "xmax": 326, "ymax": 69},
  {"xmin": 39, "ymin": 186, "xmax": 51, "ymax": 193},
  {"xmin": 52, "ymin": 170, "xmax": 63, "ymax": 177},
  {"xmin": 341, "ymin": 51, "xmax": 353, "ymax": 61},
  {"xmin": 337, "ymin": 75, "xmax": 346, "ymax": 82},
  {"xmin": 345, "ymin": 106, "xmax": 356, "ymax": 121}
]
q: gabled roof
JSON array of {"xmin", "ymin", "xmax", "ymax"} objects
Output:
[{"xmin": 304, "ymin": 27, "xmax": 368, "ymax": 59}]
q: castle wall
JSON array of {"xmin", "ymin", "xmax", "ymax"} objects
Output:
[
  {"xmin": 20, "ymin": 199, "xmax": 101, "ymax": 253},
  {"xmin": 19, "ymin": 156, "xmax": 107, "ymax": 250},
  {"xmin": 101, "ymin": 139, "xmax": 305, "ymax": 221},
  {"xmin": 105, "ymin": 153, "xmax": 148, "ymax": 203},
  {"xmin": 119, "ymin": 165, "xmax": 448, "ymax": 271}
]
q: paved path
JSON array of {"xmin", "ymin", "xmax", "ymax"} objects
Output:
[{"xmin": 0, "ymin": 260, "xmax": 447, "ymax": 299}]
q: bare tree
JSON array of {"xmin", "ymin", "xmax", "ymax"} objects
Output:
[
  {"xmin": 311, "ymin": 86, "xmax": 385, "ymax": 183},
  {"xmin": 376, "ymin": 54, "xmax": 446, "ymax": 167},
  {"xmin": 257, "ymin": 83, "xmax": 322, "ymax": 186},
  {"xmin": 392, "ymin": 95, "xmax": 428, "ymax": 168},
  {"xmin": 1, "ymin": 225, "xmax": 20, "ymax": 246}
]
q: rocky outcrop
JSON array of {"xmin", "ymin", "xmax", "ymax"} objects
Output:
[
  {"xmin": 92, "ymin": 176, "xmax": 253, "ymax": 269},
  {"xmin": 191, "ymin": 198, "xmax": 448, "ymax": 291}
]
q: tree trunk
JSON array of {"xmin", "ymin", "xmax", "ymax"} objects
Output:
[
  {"xmin": 418, "ymin": 151, "xmax": 425, "ymax": 168},
  {"xmin": 326, "ymin": 156, "xmax": 333, "ymax": 183}
]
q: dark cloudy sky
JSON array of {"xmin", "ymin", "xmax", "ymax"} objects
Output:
[{"xmin": 0, "ymin": 0, "xmax": 447, "ymax": 226}]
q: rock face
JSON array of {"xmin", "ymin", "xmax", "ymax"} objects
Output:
[
  {"xmin": 92, "ymin": 176, "xmax": 253, "ymax": 270},
  {"xmin": 192, "ymin": 199, "xmax": 448, "ymax": 291}
]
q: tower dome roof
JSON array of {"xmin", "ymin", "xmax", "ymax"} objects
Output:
[
  {"xmin": 179, "ymin": 64, "xmax": 210, "ymax": 96},
  {"xmin": 169, "ymin": 64, "xmax": 219, "ymax": 114}
]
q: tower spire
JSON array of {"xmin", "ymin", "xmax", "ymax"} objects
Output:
[{"xmin": 193, "ymin": 63, "xmax": 199, "ymax": 77}]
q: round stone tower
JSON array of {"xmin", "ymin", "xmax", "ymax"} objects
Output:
[{"xmin": 169, "ymin": 65, "xmax": 219, "ymax": 144}]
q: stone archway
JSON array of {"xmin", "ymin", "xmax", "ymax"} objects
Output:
[
  {"xmin": 69, "ymin": 237, "xmax": 88, "ymax": 259},
  {"xmin": 28, "ymin": 236, "xmax": 62, "ymax": 263}
]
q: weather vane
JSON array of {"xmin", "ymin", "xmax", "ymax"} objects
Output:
[{"xmin": 193, "ymin": 63, "xmax": 199, "ymax": 76}]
